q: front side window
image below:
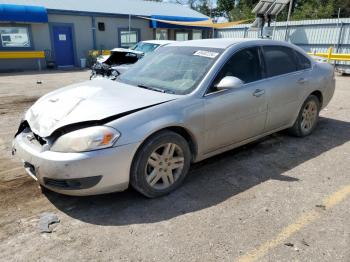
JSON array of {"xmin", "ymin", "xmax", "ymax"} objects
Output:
[
  {"xmin": 118, "ymin": 46, "xmax": 223, "ymax": 95},
  {"xmin": 120, "ymin": 30, "xmax": 138, "ymax": 48},
  {"xmin": 213, "ymin": 47, "xmax": 263, "ymax": 88},
  {"xmin": 263, "ymin": 46, "xmax": 298, "ymax": 77},
  {"xmin": 0, "ymin": 26, "xmax": 31, "ymax": 48}
]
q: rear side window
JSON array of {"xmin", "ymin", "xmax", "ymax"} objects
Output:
[
  {"xmin": 295, "ymin": 51, "xmax": 311, "ymax": 70},
  {"xmin": 263, "ymin": 46, "xmax": 298, "ymax": 77}
]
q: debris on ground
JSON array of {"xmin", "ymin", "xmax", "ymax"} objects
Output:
[
  {"xmin": 315, "ymin": 204, "xmax": 326, "ymax": 210},
  {"xmin": 301, "ymin": 239, "xmax": 310, "ymax": 246},
  {"xmin": 38, "ymin": 212, "xmax": 60, "ymax": 233}
]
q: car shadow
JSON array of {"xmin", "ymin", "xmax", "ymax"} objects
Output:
[{"xmin": 45, "ymin": 117, "xmax": 350, "ymax": 226}]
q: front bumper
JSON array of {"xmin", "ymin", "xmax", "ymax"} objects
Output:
[{"xmin": 12, "ymin": 130, "xmax": 140, "ymax": 196}]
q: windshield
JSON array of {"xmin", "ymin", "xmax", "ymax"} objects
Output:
[
  {"xmin": 131, "ymin": 42, "xmax": 160, "ymax": 54},
  {"xmin": 118, "ymin": 46, "xmax": 223, "ymax": 95}
]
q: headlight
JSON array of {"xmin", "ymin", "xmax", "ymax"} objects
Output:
[{"xmin": 50, "ymin": 126, "xmax": 120, "ymax": 153}]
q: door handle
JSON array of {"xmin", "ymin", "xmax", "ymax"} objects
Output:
[
  {"xmin": 297, "ymin": 78, "xmax": 308, "ymax": 84},
  {"xmin": 253, "ymin": 89, "xmax": 265, "ymax": 97}
]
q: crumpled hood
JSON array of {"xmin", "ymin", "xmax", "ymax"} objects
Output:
[{"xmin": 26, "ymin": 78, "xmax": 178, "ymax": 137}]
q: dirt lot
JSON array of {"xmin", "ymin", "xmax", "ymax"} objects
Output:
[{"xmin": 0, "ymin": 70, "xmax": 349, "ymax": 262}]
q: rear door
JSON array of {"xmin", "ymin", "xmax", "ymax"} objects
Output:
[
  {"xmin": 261, "ymin": 45, "xmax": 308, "ymax": 131},
  {"xmin": 203, "ymin": 47, "xmax": 268, "ymax": 153}
]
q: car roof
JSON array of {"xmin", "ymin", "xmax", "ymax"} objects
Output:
[
  {"xmin": 141, "ymin": 40, "xmax": 176, "ymax": 46},
  {"xmin": 167, "ymin": 38, "xmax": 296, "ymax": 50}
]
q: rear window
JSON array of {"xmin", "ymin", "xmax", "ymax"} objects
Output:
[
  {"xmin": 295, "ymin": 51, "xmax": 312, "ymax": 70},
  {"xmin": 263, "ymin": 46, "xmax": 298, "ymax": 77}
]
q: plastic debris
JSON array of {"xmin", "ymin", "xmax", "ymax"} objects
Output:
[{"xmin": 38, "ymin": 212, "xmax": 60, "ymax": 233}]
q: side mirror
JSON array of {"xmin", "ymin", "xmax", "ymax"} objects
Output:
[{"xmin": 216, "ymin": 76, "xmax": 244, "ymax": 91}]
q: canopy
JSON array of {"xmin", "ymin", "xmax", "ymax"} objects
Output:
[
  {"xmin": 142, "ymin": 16, "xmax": 252, "ymax": 29},
  {"xmin": 0, "ymin": 4, "xmax": 48, "ymax": 23},
  {"xmin": 150, "ymin": 15, "xmax": 208, "ymax": 29}
]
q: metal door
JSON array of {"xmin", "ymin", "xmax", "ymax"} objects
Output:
[{"xmin": 52, "ymin": 25, "xmax": 74, "ymax": 67}]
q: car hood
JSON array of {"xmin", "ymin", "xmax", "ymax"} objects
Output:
[
  {"xmin": 25, "ymin": 78, "xmax": 179, "ymax": 137},
  {"xmin": 98, "ymin": 48, "xmax": 143, "ymax": 63}
]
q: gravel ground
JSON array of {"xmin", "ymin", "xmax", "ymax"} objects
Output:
[{"xmin": 0, "ymin": 70, "xmax": 349, "ymax": 262}]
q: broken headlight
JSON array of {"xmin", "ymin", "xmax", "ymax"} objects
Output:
[{"xmin": 50, "ymin": 126, "xmax": 120, "ymax": 153}]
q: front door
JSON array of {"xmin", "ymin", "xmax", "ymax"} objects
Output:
[
  {"xmin": 203, "ymin": 47, "xmax": 268, "ymax": 153},
  {"xmin": 52, "ymin": 25, "xmax": 75, "ymax": 67}
]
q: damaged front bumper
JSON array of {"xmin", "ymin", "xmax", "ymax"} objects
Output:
[{"xmin": 12, "ymin": 129, "xmax": 140, "ymax": 196}]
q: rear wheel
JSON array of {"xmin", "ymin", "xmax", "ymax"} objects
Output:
[
  {"xmin": 288, "ymin": 95, "xmax": 320, "ymax": 137},
  {"xmin": 130, "ymin": 130, "xmax": 191, "ymax": 198}
]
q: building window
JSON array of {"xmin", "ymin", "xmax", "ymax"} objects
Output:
[
  {"xmin": 175, "ymin": 31, "xmax": 189, "ymax": 41},
  {"xmin": 120, "ymin": 30, "xmax": 139, "ymax": 48},
  {"xmin": 156, "ymin": 29, "xmax": 168, "ymax": 40},
  {"xmin": 98, "ymin": 22, "xmax": 105, "ymax": 31},
  {"xmin": 0, "ymin": 26, "xmax": 31, "ymax": 48},
  {"xmin": 193, "ymin": 30, "xmax": 202, "ymax": 40}
]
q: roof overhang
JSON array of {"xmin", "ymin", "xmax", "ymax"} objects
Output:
[{"xmin": 0, "ymin": 4, "xmax": 48, "ymax": 23}]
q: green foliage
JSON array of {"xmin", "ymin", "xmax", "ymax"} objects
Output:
[
  {"xmin": 229, "ymin": 0, "xmax": 258, "ymax": 21},
  {"xmin": 292, "ymin": 0, "xmax": 335, "ymax": 20},
  {"xmin": 155, "ymin": 0, "xmax": 350, "ymax": 20},
  {"xmin": 218, "ymin": 0, "xmax": 350, "ymax": 21}
]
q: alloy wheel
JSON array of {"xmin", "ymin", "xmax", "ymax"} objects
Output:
[
  {"xmin": 301, "ymin": 100, "xmax": 318, "ymax": 133},
  {"xmin": 145, "ymin": 143, "xmax": 185, "ymax": 190}
]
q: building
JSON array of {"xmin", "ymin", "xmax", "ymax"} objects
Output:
[{"xmin": 0, "ymin": 0, "xmax": 208, "ymax": 71}]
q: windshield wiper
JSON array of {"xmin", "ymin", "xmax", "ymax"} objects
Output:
[{"xmin": 137, "ymin": 84, "xmax": 165, "ymax": 93}]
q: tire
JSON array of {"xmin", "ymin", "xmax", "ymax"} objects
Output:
[
  {"xmin": 130, "ymin": 130, "xmax": 191, "ymax": 198},
  {"xmin": 288, "ymin": 95, "xmax": 320, "ymax": 137}
]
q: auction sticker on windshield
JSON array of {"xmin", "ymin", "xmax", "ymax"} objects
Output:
[{"xmin": 193, "ymin": 50, "xmax": 219, "ymax": 59}]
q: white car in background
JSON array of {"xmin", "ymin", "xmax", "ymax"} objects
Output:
[
  {"xmin": 114, "ymin": 40, "xmax": 176, "ymax": 74},
  {"xmin": 91, "ymin": 40, "xmax": 175, "ymax": 79}
]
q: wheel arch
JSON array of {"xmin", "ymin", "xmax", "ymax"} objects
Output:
[
  {"xmin": 310, "ymin": 90, "xmax": 323, "ymax": 108},
  {"xmin": 134, "ymin": 125, "xmax": 198, "ymax": 163}
]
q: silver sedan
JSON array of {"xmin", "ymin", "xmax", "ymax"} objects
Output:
[{"xmin": 12, "ymin": 39, "xmax": 335, "ymax": 197}]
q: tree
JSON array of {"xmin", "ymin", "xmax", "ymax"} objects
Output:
[
  {"xmin": 217, "ymin": 0, "xmax": 235, "ymax": 18},
  {"xmin": 334, "ymin": 0, "xmax": 350, "ymax": 17},
  {"xmin": 196, "ymin": 0, "xmax": 212, "ymax": 17}
]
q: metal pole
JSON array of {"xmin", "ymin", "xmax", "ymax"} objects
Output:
[
  {"xmin": 209, "ymin": 0, "xmax": 214, "ymax": 38},
  {"xmin": 287, "ymin": 0, "xmax": 293, "ymax": 22},
  {"xmin": 272, "ymin": 15, "xmax": 277, "ymax": 40},
  {"xmin": 128, "ymin": 14, "xmax": 131, "ymax": 47},
  {"xmin": 284, "ymin": 0, "xmax": 293, "ymax": 41}
]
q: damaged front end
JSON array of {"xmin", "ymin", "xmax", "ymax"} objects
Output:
[{"xmin": 90, "ymin": 49, "xmax": 144, "ymax": 80}]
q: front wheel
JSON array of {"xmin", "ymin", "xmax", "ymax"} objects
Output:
[
  {"xmin": 288, "ymin": 95, "xmax": 320, "ymax": 137},
  {"xmin": 130, "ymin": 130, "xmax": 191, "ymax": 198}
]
